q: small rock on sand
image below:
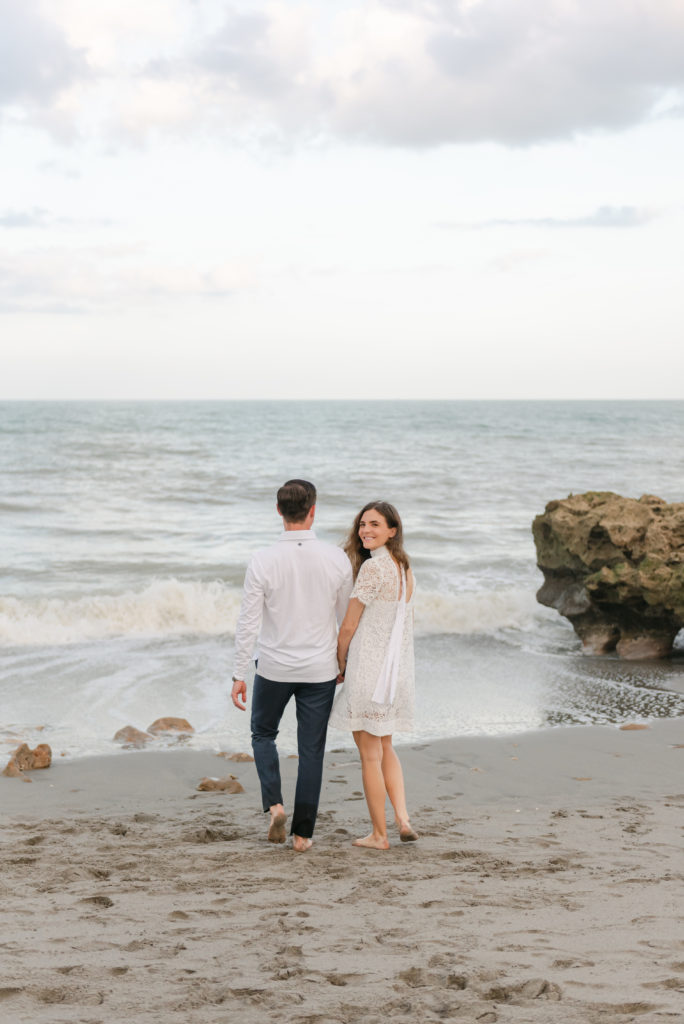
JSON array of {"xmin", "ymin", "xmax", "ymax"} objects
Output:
[
  {"xmin": 2, "ymin": 743, "xmax": 52, "ymax": 778},
  {"xmin": 147, "ymin": 717, "xmax": 194, "ymax": 735},
  {"xmin": 113, "ymin": 726, "xmax": 152, "ymax": 748},
  {"xmin": 197, "ymin": 776, "xmax": 245, "ymax": 793}
]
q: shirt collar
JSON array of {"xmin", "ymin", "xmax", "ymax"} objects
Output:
[{"xmin": 278, "ymin": 529, "xmax": 317, "ymax": 542}]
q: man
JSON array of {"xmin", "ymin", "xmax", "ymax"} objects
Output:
[{"xmin": 231, "ymin": 479, "xmax": 352, "ymax": 852}]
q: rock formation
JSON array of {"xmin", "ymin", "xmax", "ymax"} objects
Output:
[
  {"xmin": 533, "ymin": 492, "xmax": 684, "ymax": 659},
  {"xmin": 2, "ymin": 742, "xmax": 52, "ymax": 779}
]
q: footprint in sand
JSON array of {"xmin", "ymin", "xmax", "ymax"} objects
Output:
[
  {"xmin": 480, "ymin": 978, "xmax": 562, "ymax": 1003},
  {"xmin": 187, "ymin": 827, "xmax": 242, "ymax": 843},
  {"xmin": 34, "ymin": 986, "xmax": 105, "ymax": 1005},
  {"xmin": 88, "ymin": 867, "xmax": 111, "ymax": 879},
  {"xmin": 397, "ymin": 967, "xmax": 432, "ymax": 987},
  {"xmin": 80, "ymin": 895, "xmax": 114, "ymax": 909},
  {"xmin": 0, "ymin": 988, "xmax": 25, "ymax": 1002}
]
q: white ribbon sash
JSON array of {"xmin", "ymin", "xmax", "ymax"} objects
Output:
[{"xmin": 371, "ymin": 566, "xmax": 407, "ymax": 707}]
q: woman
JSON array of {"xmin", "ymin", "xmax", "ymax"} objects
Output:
[{"xmin": 330, "ymin": 501, "xmax": 417, "ymax": 849}]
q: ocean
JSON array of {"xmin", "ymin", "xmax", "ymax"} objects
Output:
[{"xmin": 2, "ymin": 400, "xmax": 684, "ymax": 762}]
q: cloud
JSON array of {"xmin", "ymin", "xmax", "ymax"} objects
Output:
[
  {"xmin": 0, "ymin": 208, "xmax": 116, "ymax": 230},
  {"xmin": 3, "ymin": 1, "xmax": 684, "ymax": 148},
  {"xmin": 0, "ymin": 208, "xmax": 51, "ymax": 228},
  {"xmin": 0, "ymin": 0, "xmax": 89, "ymax": 107},
  {"xmin": 0, "ymin": 245, "xmax": 257, "ymax": 314},
  {"xmin": 438, "ymin": 205, "xmax": 658, "ymax": 230},
  {"xmin": 324, "ymin": 0, "xmax": 684, "ymax": 146}
]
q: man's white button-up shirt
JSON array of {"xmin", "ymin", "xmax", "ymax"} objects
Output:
[{"xmin": 233, "ymin": 530, "xmax": 353, "ymax": 683}]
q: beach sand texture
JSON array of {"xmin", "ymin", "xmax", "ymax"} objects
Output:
[{"xmin": 1, "ymin": 720, "xmax": 683, "ymax": 1024}]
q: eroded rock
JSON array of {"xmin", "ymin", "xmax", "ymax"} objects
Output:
[
  {"xmin": 3, "ymin": 742, "xmax": 52, "ymax": 778},
  {"xmin": 197, "ymin": 776, "xmax": 245, "ymax": 793},
  {"xmin": 533, "ymin": 492, "xmax": 684, "ymax": 659},
  {"xmin": 113, "ymin": 726, "xmax": 151, "ymax": 749},
  {"xmin": 147, "ymin": 717, "xmax": 194, "ymax": 735}
]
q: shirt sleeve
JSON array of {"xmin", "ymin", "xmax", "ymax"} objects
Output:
[
  {"xmin": 335, "ymin": 557, "xmax": 354, "ymax": 625},
  {"xmin": 350, "ymin": 558, "xmax": 383, "ymax": 606},
  {"xmin": 232, "ymin": 557, "xmax": 264, "ymax": 680}
]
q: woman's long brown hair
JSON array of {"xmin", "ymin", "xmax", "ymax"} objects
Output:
[{"xmin": 343, "ymin": 501, "xmax": 410, "ymax": 580}]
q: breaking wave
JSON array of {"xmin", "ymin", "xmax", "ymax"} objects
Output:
[
  {"xmin": 0, "ymin": 580, "xmax": 243, "ymax": 646},
  {"xmin": 414, "ymin": 588, "xmax": 543, "ymax": 636},
  {"xmin": 0, "ymin": 580, "xmax": 544, "ymax": 646}
]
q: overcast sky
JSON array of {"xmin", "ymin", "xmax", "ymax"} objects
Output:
[{"xmin": 2, "ymin": 0, "xmax": 684, "ymax": 399}]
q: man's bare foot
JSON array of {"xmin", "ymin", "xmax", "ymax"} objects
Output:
[
  {"xmin": 352, "ymin": 833, "xmax": 390, "ymax": 850},
  {"xmin": 398, "ymin": 820, "xmax": 418, "ymax": 842},
  {"xmin": 268, "ymin": 807, "xmax": 287, "ymax": 844},
  {"xmin": 292, "ymin": 835, "xmax": 312, "ymax": 852}
]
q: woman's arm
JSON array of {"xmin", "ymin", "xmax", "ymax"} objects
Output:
[{"xmin": 337, "ymin": 597, "xmax": 365, "ymax": 677}]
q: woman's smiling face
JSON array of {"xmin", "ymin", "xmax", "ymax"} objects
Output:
[{"xmin": 358, "ymin": 508, "xmax": 397, "ymax": 551}]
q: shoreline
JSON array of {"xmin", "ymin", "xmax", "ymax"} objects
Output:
[
  {"xmin": 2, "ymin": 719, "xmax": 683, "ymax": 1022},
  {"xmin": 3, "ymin": 717, "xmax": 683, "ymax": 818}
]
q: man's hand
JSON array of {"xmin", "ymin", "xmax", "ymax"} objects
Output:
[{"xmin": 231, "ymin": 678, "xmax": 247, "ymax": 710}]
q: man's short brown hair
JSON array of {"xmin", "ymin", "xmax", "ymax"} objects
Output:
[{"xmin": 277, "ymin": 479, "xmax": 317, "ymax": 523}]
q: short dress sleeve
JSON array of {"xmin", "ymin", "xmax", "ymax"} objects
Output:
[{"xmin": 351, "ymin": 558, "xmax": 383, "ymax": 605}]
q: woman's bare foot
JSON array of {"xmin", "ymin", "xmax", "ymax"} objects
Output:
[
  {"xmin": 292, "ymin": 835, "xmax": 313, "ymax": 852},
  {"xmin": 397, "ymin": 819, "xmax": 418, "ymax": 842},
  {"xmin": 267, "ymin": 806, "xmax": 287, "ymax": 844},
  {"xmin": 352, "ymin": 833, "xmax": 390, "ymax": 850}
]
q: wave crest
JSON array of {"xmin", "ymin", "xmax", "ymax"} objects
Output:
[
  {"xmin": 0, "ymin": 580, "xmax": 242, "ymax": 646},
  {"xmin": 0, "ymin": 581, "xmax": 544, "ymax": 646},
  {"xmin": 415, "ymin": 588, "xmax": 542, "ymax": 636}
]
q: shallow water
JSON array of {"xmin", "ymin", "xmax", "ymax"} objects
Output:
[{"xmin": 2, "ymin": 400, "xmax": 683, "ymax": 759}]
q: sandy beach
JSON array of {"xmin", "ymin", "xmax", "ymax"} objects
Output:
[{"xmin": 2, "ymin": 719, "xmax": 683, "ymax": 1024}]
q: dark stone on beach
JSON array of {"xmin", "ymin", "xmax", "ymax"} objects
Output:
[
  {"xmin": 113, "ymin": 726, "xmax": 152, "ymax": 749},
  {"xmin": 533, "ymin": 492, "xmax": 684, "ymax": 659},
  {"xmin": 147, "ymin": 717, "xmax": 195, "ymax": 735},
  {"xmin": 197, "ymin": 776, "xmax": 245, "ymax": 793}
]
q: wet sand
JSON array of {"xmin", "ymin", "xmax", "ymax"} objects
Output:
[{"xmin": 1, "ymin": 719, "xmax": 683, "ymax": 1023}]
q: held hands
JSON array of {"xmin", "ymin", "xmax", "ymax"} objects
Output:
[{"xmin": 231, "ymin": 678, "xmax": 247, "ymax": 710}]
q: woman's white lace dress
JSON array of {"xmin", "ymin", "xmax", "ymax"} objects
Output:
[{"xmin": 330, "ymin": 546, "xmax": 415, "ymax": 736}]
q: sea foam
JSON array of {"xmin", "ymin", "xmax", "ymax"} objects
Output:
[
  {"xmin": 415, "ymin": 588, "xmax": 542, "ymax": 636},
  {"xmin": 0, "ymin": 579, "xmax": 544, "ymax": 646},
  {"xmin": 0, "ymin": 580, "xmax": 242, "ymax": 646}
]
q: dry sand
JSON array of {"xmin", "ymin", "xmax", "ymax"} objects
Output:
[{"xmin": 1, "ymin": 719, "xmax": 683, "ymax": 1024}]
